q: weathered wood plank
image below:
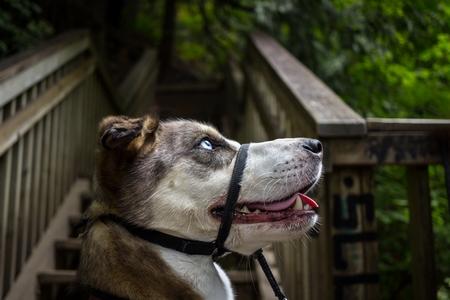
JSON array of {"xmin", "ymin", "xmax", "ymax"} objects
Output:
[
  {"xmin": 18, "ymin": 125, "xmax": 34, "ymax": 271},
  {"xmin": 0, "ymin": 31, "xmax": 88, "ymax": 81},
  {"xmin": 48, "ymin": 105, "xmax": 60, "ymax": 223},
  {"xmin": 244, "ymin": 65, "xmax": 297, "ymax": 138},
  {"xmin": 0, "ymin": 33, "xmax": 89, "ymax": 107},
  {"xmin": 0, "ymin": 106, "xmax": 13, "ymax": 297},
  {"xmin": 367, "ymin": 117, "xmax": 450, "ymax": 132},
  {"xmin": 328, "ymin": 132, "xmax": 449, "ymax": 166},
  {"xmin": 29, "ymin": 120, "xmax": 43, "ymax": 250},
  {"xmin": 118, "ymin": 49, "xmax": 157, "ymax": 110},
  {"xmin": 329, "ymin": 167, "xmax": 378, "ymax": 300},
  {"xmin": 4, "ymin": 99, "xmax": 23, "ymax": 289},
  {"xmin": 0, "ymin": 148, "xmax": 13, "ymax": 298},
  {"xmin": 249, "ymin": 31, "xmax": 366, "ymax": 137},
  {"xmin": 0, "ymin": 59, "xmax": 95, "ymax": 157},
  {"xmin": 38, "ymin": 113, "xmax": 52, "ymax": 237},
  {"xmin": 406, "ymin": 166, "xmax": 436, "ymax": 300}
]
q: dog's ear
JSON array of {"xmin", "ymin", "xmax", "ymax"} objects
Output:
[{"xmin": 99, "ymin": 115, "xmax": 159, "ymax": 152}]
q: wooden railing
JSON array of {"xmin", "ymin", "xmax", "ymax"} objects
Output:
[
  {"xmin": 228, "ymin": 31, "xmax": 450, "ymax": 300},
  {"xmin": 0, "ymin": 31, "xmax": 157, "ymax": 299}
]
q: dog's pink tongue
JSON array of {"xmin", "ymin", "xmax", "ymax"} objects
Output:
[
  {"xmin": 246, "ymin": 194, "xmax": 297, "ymax": 211},
  {"xmin": 246, "ymin": 193, "xmax": 320, "ymax": 211}
]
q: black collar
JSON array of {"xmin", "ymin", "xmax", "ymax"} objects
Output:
[{"xmin": 97, "ymin": 214, "xmax": 221, "ymax": 256}]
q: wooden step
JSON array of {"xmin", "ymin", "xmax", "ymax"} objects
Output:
[
  {"xmin": 68, "ymin": 215, "xmax": 83, "ymax": 238},
  {"xmin": 54, "ymin": 238, "xmax": 81, "ymax": 270},
  {"xmin": 37, "ymin": 269, "xmax": 258, "ymax": 300},
  {"xmin": 80, "ymin": 192, "xmax": 93, "ymax": 213},
  {"xmin": 227, "ymin": 270, "xmax": 260, "ymax": 300},
  {"xmin": 37, "ymin": 269, "xmax": 86, "ymax": 300}
]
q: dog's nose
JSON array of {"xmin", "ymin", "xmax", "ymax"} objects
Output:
[{"xmin": 302, "ymin": 139, "xmax": 322, "ymax": 154}]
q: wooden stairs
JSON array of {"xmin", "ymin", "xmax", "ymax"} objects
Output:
[{"xmin": 35, "ymin": 190, "xmax": 281, "ymax": 300}]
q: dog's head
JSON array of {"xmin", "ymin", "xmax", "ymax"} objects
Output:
[{"xmin": 96, "ymin": 115, "xmax": 322, "ymax": 255}]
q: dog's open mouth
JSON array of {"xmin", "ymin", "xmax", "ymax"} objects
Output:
[{"xmin": 211, "ymin": 191, "xmax": 319, "ymax": 224}]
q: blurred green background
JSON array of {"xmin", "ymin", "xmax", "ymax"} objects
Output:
[{"xmin": 1, "ymin": 0, "xmax": 449, "ymax": 298}]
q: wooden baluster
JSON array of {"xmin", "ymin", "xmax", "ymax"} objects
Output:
[
  {"xmin": 38, "ymin": 113, "xmax": 52, "ymax": 236},
  {"xmin": 0, "ymin": 107, "xmax": 13, "ymax": 298},
  {"xmin": 62, "ymin": 89, "xmax": 73, "ymax": 197},
  {"xmin": 309, "ymin": 183, "xmax": 333, "ymax": 300},
  {"xmin": 16, "ymin": 92, "xmax": 33, "ymax": 275},
  {"xmin": 406, "ymin": 166, "xmax": 436, "ymax": 300},
  {"xmin": 4, "ymin": 99, "xmax": 22, "ymax": 290},
  {"xmin": 29, "ymin": 119, "xmax": 43, "ymax": 251},
  {"xmin": 48, "ymin": 104, "xmax": 60, "ymax": 222},
  {"xmin": 329, "ymin": 167, "xmax": 378, "ymax": 300},
  {"xmin": 73, "ymin": 82, "xmax": 82, "ymax": 182},
  {"xmin": 55, "ymin": 97, "xmax": 66, "ymax": 206},
  {"xmin": 69, "ymin": 87, "xmax": 77, "ymax": 190}
]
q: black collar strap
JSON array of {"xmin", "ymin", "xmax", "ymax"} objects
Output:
[
  {"xmin": 97, "ymin": 214, "xmax": 219, "ymax": 256},
  {"xmin": 213, "ymin": 143, "xmax": 249, "ymax": 258},
  {"xmin": 90, "ymin": 143, "xmax": 287, "ymax": 300}
]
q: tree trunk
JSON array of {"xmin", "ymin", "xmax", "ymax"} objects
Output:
[{"xmin": 158, "ymin": 0, "xmax": 177, "ymax": 83}]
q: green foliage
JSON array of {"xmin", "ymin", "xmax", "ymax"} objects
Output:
[
  {"xmin": 0, "ymin": 0, "xmax": 53, "ymax": 59},
  {"xmin": 131, "ymin": 0, "xmax": 257, "ymax": 76},
  {"xmin": 133, "ymin": 1, "xmax": 165, "ymax": 43},
  {"xmin": 375, "ymin": 166, "xmax": 450, "ymax": 299}
]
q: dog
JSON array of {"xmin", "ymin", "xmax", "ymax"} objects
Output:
[{"xmin": 78, "ymin": 115, "xmax": 323, "ymax": 300}]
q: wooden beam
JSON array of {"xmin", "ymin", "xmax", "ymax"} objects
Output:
[
  {"xmin": 118, "ymin": 49, "xmax": 157, "ymax": 111},
  {"xmin": 248, "ymin": 31, "xmax": 367, "ymax": 137},
  {"xmin": 328, "ymin": 132, "xmax": 449, "ymax": 166},
  {"xmin": 0, "ymin": 59, "xmax": 95, "ymax": 157},
  {"xmin": 0, "ymin": 31, "xmax": 88, "ymax": 82},
  {"xmin": 329, "ymin": 167, "xmax": 378, "ymax": 300},
  {"xmin": 0, "ymin": 32, "xmax": 90, "ymax": 107},
  {"xmin": 367, "ymin": 118, "xmax": 450, "ymax": 132},
  {"xmin": 406, "ymin": 166, "xmax": 436, "ymax": 300}
]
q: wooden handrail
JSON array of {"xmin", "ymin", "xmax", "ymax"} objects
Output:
[
  {"xmin": 118, "ymin": 49, "xmax": 157, "ymax": 111},
  {"xmin": 0, "ymin": 31, "xmax": 90, "ymax": 108},
  {"xmin": 0, "ymin": 59, "xmax": 95, "ymax": 156},
  {"xmin": 248, "ymin": 31, "xmax": 367, "ymax": 137}
]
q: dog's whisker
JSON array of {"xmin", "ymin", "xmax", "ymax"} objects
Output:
[{"xmin": 265, "ymin": 178, "xmax": 281, "ymax": 200}]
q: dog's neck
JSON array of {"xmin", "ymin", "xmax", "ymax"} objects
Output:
[
  {"xmin": 80, "ymin": 220, "xmax": 234, "ymax": 300},
  {"xmin": 154, "ymin": 244, "xmax": 234, "ymax": 300}
]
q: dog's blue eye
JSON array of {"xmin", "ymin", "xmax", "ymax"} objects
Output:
[{"xmin": 199, "ymin": 139, "xmax": 214, "ymax": 150}]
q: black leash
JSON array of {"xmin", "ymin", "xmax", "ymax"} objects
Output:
[
  {"xmin": 253, "ymin": 249, "xmax": 287, "ymax": 300},
  {"xmin": 88, "ymin": 143, "xmax": 287, "ymax": 300}
]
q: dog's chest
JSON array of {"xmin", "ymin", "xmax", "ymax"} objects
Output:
[{"xmin": 157, "ymin": 246, "xmax": 234, "ymax": 300}]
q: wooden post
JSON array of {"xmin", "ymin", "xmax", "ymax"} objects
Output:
[
  {"xmin": 406, "ymin": 166, "xmax": 436, "ymax": 300},
  {"xmin": 329, "ymin": 167, "xmax": 378, "ymax": 300}
]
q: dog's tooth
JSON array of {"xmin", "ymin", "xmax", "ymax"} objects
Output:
[
  {"xmin": 255, "ymin": 209, "xmax": 261, "ymax": 213},
  {"xmin": 304, "ymin": 204, "xmax": 311, "ymax": 210},
  {"xmin": 241, "ymin": 206, "xmax": 250, "ymax": 213},
  {"xmin": 294, "ymin": 197, "xmax": 303, "ymax": 210}
]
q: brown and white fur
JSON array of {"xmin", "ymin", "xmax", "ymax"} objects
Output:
[{"xmin": 79, "ymin": 115, "xmax": 323, "ymax": 300}]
